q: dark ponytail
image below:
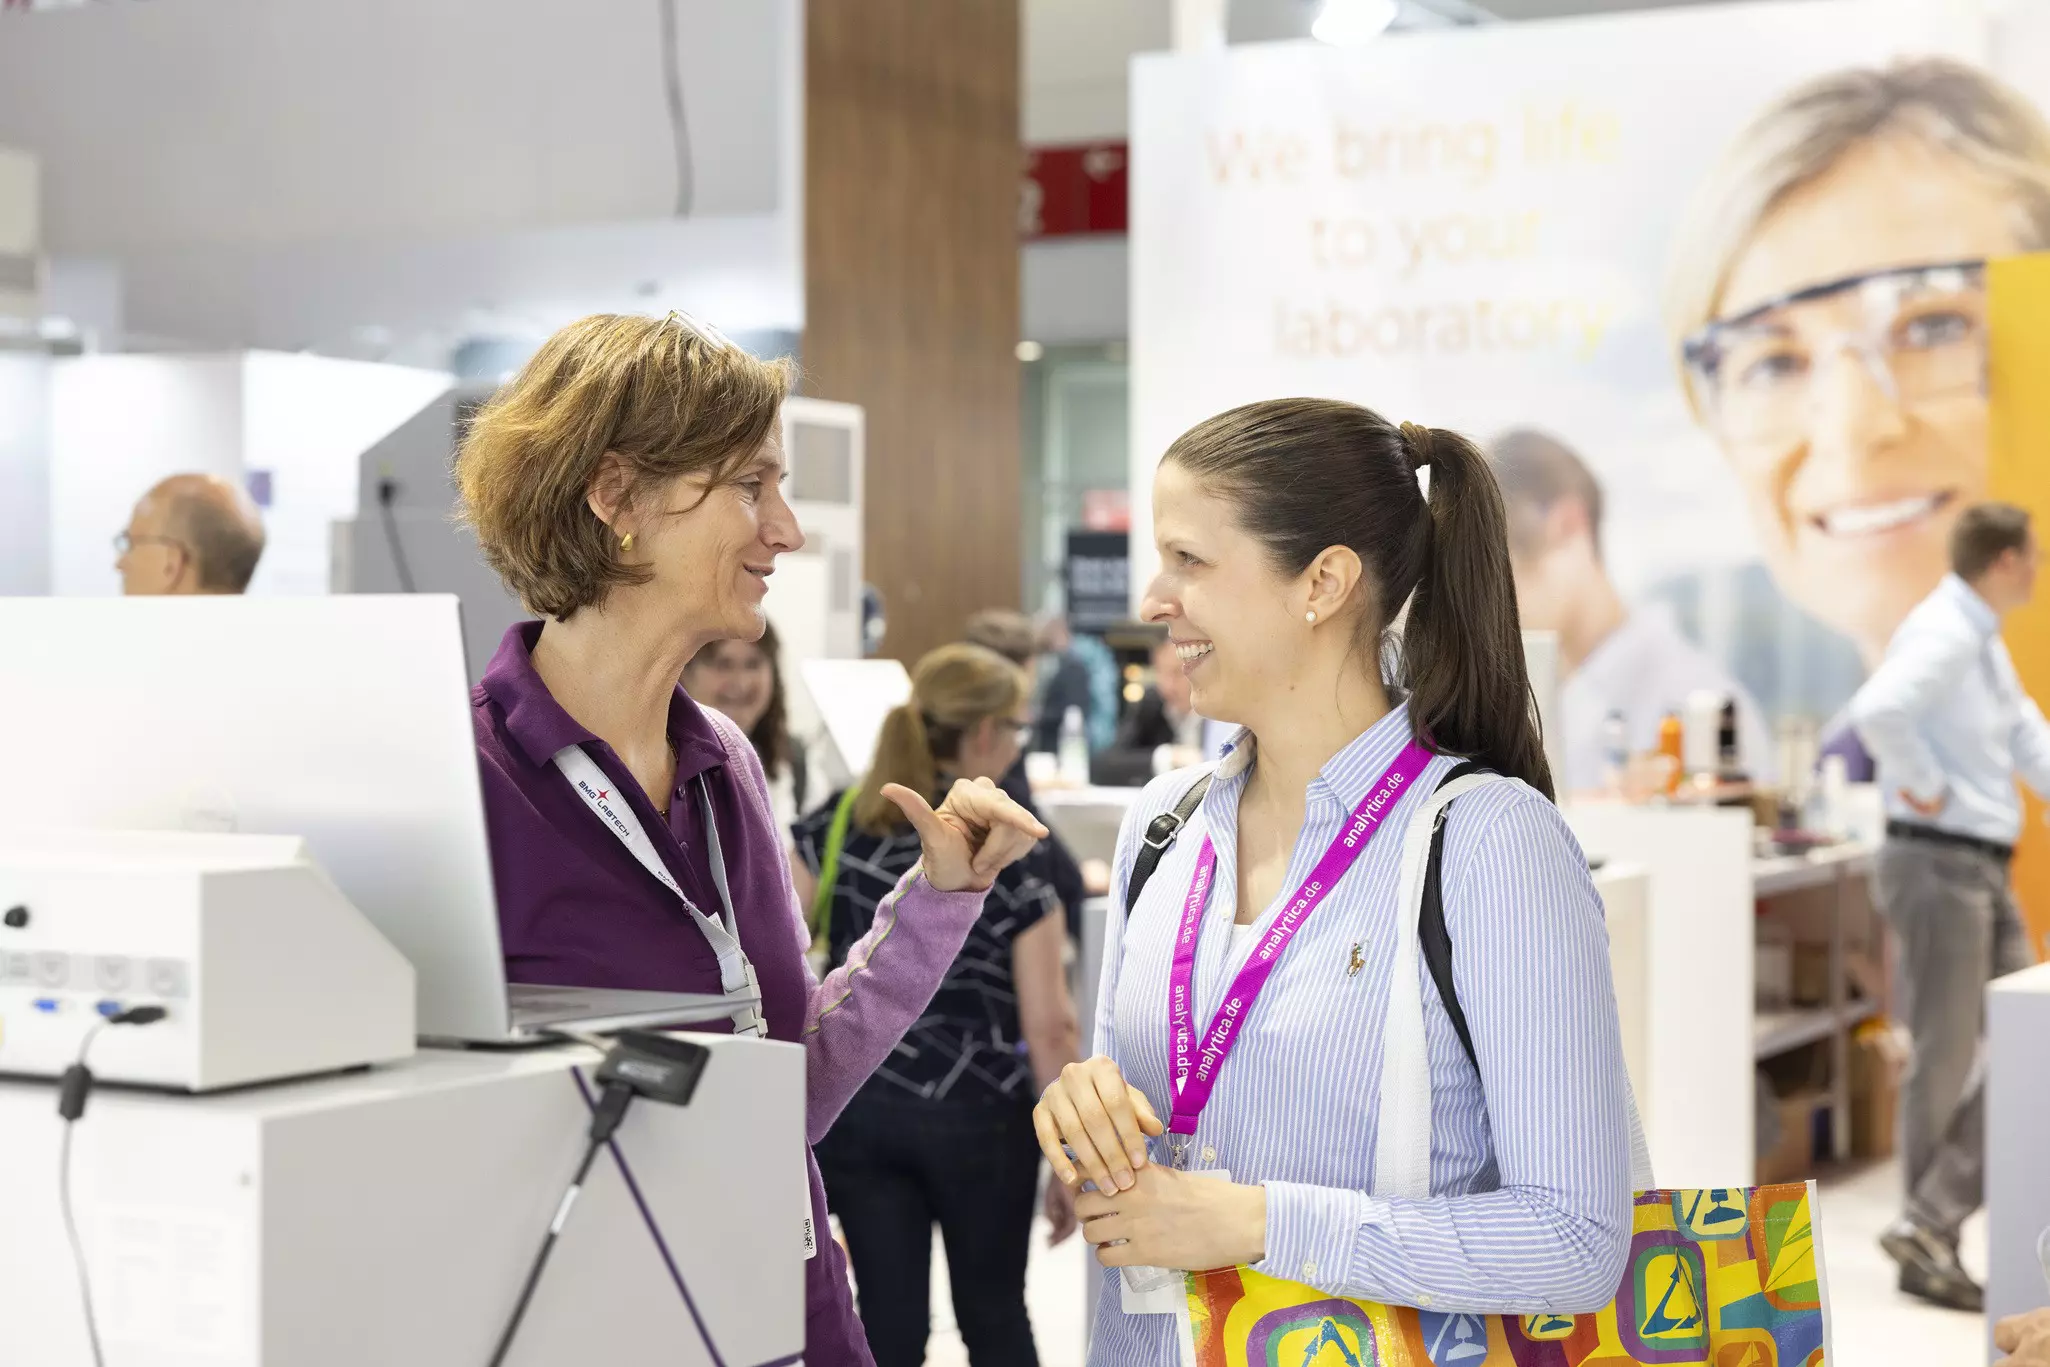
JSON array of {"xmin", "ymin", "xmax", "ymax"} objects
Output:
[
  {"xmin": 1162, "ymin": 399, "xmax": 1553, "ymax": 800},
  {"xmin": 1396, "ymin": 422, "xmax": 1554, "ymax": 800}
]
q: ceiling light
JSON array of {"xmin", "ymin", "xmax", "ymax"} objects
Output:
[
  {"xmin": 1313, "ymin": 0, "xmax": 1400, "ymax": 44},
  {"xmin": 1015, "ymin": 340, "xmax": 1045, "ymax": 363}
]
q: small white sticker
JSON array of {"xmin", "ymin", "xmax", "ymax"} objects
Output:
[{"xmin": 803, "ymin": 1215, "xmax": 818, "ymax": 1260}]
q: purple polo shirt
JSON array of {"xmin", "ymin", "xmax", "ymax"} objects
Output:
[{"xmin": 474, "ymin": 622, "xmax": 985, "ymax": 1367}]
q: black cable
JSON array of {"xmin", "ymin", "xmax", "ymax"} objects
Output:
[
  {"xmin": 375, "ymin": 477, "xmax": 417, "ymax": 593},
  {"xmin": 487, "ymin": 1081, "xmax": 636, "ymax": 1367},
  {"xmin": 656, "ymin": 0, "xmax": 694, "ymax": 217},
  {"xmin": 57, "ymin": 1006, "xmax": 168, "ymax": 1367}
]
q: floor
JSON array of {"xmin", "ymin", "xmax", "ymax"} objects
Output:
[{"xmin": 911, "ymin": 1158, "xmax": 1990, "ymax": 1367}]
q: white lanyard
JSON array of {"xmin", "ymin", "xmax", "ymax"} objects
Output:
[{"xmin": 551, "ymin": 744, "xmax": 766, "ymax": 1037}]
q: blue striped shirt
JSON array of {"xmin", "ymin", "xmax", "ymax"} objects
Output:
[{"xmin": 1088, "ymin": 703, "xmax": 1632, "ymax": 1364}]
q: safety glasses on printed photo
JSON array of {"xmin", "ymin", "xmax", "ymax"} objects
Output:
[{"xmin": 1682, "ymin": 260, "xmax": 1987, "ymax": 448}]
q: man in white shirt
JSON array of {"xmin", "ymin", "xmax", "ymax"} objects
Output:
[
  {"xmin": 1490, "ymin": 430, "xmax": 1772, "ymax": 793},
  {"xmin": 1850, "ymin": 501, "xmax": 2048, "ymax": 1311}
]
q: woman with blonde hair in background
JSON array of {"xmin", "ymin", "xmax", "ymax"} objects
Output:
[
  {"xmin": 793, "ymin": 643, "xmax": 1082, "ymax": 1367},
  {"xmin": 457, "ymin": 311, "xmax": 1048, "ymax": 1366}
]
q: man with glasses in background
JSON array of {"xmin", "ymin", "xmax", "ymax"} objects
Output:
[
  {"xmin": 1850, "ymin": 502, "xmax": 2048, "ymax": 1311},
  {"xmin": 114, "ymin": 474, "xmax": 266, "ymax": 596}
]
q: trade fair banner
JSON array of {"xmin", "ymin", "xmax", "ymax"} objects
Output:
[{"xmin": 1130, "ymin": 0, "xmax": 2050, "ymax": 912}]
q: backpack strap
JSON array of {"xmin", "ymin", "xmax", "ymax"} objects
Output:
[
  {"xmin": 1122, "ymin": 771, "xmax": 1215, "ymax": 911},
  {"xmin": 1421, "ymin": 760, "xmax": 1493, "ymax": 1077}
]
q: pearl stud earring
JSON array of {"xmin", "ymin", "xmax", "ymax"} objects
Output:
[{"xmin": 1305, "ymin": 610, "xmax": 1317, "ymax": 624}]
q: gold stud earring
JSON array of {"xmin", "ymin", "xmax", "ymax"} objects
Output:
[
  {"xmin": 620, "ymin": 532, "xmax": 635, "ymax": 553},
  {"xmin": 1305, "ymin": 610, "xmax": 1317, "ymax": 624}
]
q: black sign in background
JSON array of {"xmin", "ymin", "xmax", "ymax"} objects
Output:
[{"xmin": 1064, "ymin": 530, "xmax": 1129, "ymax": 634}]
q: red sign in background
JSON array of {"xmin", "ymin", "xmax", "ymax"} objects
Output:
[{"xmin": 1021, "ymin": 142, "xmax": 1128, "ymax": 240}]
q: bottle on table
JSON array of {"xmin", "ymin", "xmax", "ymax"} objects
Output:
[
  {"xmin": 1058, "ymin": 705, "xmax": 1090, "ymax": 787},
  {"xmin": 1600, "ymin": 710, "xmax": 1629, "ymax": 794},
  {"xmin": 1657, "ymin": 710, "xmax": 1684, "ymax": 796}
]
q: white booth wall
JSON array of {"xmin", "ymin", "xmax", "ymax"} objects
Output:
[{"xmin": 0, "ymin": 353, "xmax": 50, "ymax": 596}]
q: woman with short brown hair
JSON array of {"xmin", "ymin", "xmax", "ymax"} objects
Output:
[{"xmin": 459, "ymin": 311, "xmax": 1048, "ymax": 1366}]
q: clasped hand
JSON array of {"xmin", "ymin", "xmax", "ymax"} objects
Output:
[
  {"xmin": 1033, "ymin": 1056, "xmax": 1266, "ymax": 1271},
  {"xmin": 882, "ymin": 777, "xmax": 1048, "ymax": 893}
]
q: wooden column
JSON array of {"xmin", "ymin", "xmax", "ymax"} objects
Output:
[{"xmin": 804, "ymin": 0, "xmax": 1022, "ymax": 665}]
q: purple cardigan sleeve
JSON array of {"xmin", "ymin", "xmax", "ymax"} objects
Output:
[{"xmin": 707, "ymin": 711, "xmax": 983, "ymax": 1143}]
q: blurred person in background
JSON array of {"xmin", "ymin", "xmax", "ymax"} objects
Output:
[
  {"xmin": 1108, "ymin": 634, "xmax": 1206, "ymax": 776},
  {"xmin": 682, "ymin": 619, "xmax": 827, "ymax": 835},
  {"xmin": 1033, "ymin": 612, "xmax": 1117, "ymax": 754},
  {"xmin": 964, "ymin": 608, "xmax": 1106, "ymax": 920},
  {"xmin": 115, "ymin": 473, "xmax": 266, "ymax": 596},
  {"xmin": 1850, "ymin": 501, "xmax": 2048, "ymax": 1312},
  {"xmin": 1667, "ymin": 57, "xmax": 2050, "ymax": 771},
  {"xmin": 792, "ymin": 644, "xmax": 1080, "ymax": 1367},
  {"xmin": 1490, "ymin": 429, "xmax": 1770, "ymax": 792}
]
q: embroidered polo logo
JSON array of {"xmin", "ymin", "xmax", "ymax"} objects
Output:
[{"xmin": 1347, "ymin": 943, "xmax": 1365, "ymax": 977}]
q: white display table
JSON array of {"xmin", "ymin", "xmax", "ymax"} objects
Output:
[
  {"xmin": 1565, "ymin": 802, "xmax": 1881, "ymax": 1187},
  {"xmin": 1988, "ymin": 960, "xmax": 2050, "ymax": 1360},
  {"xmin": 0, "ymin": 1035, "xmax": 805, "ymax": 1367}
]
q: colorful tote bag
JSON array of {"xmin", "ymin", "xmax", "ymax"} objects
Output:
[
  {"xmin": 1184, "ymin": 1182, "xmax": 1826, "ymax": 1367},
  {"xmin": 1175, "ymin": 774, "xmax": 1831, "ymax": 1367}
]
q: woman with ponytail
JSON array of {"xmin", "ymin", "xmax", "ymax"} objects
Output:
[
  {"xmin": 1033, "ymin": 399, "xmax": 1633, "ymax": 1360},
  {"xmin": 794, "ymin": 643, "xmax": 1082, "ymax": 1367}
]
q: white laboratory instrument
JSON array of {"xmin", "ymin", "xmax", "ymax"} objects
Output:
[
  {"xmin": 0, "ymin": 595, "xmax": 747, "ymax": 1045},
  {"xmin": 0, "ymin": 830, "xmax": 414, "ymax": 1091}
]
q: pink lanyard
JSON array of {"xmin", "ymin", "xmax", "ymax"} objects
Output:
[{"xmin": 1164, "ymin": 739, "xmax": 1431, "ymax": 1167}]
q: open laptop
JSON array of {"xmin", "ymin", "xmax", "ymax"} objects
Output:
[{"xmin": 0, "ymin": 595, "xmax": 747, "ymax": 1043}]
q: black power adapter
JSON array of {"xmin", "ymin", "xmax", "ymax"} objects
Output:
[{"xmin": 594, "ymin": 1030, "xmax": 709, "ymax": 1107}]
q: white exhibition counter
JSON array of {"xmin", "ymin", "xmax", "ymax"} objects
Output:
[
  {"xmin": 1988, "ymin": 960, "xmax": 2050, "ymax": 1358},
  {"xmin": 1565, "ymin": 803, "xmax": 1880, "ymax": 1187},
  {"xmin": 0, "ymin": 1036, "xmax": 806, "ymax": 1367}
]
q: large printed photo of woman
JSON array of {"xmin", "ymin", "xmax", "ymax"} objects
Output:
[{"xmin": 1664, "ymin": 56, "xmax": 2050, "ymax": 762}]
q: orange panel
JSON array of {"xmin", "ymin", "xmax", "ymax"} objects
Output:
[{"xmin": 1988, "ymin": 252, "xmax": 2050, "ymax": 962}]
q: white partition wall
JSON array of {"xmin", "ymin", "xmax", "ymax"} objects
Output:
[
  {"xmin": 774, "ymin": 397, "xmax": 865, "ymax": 755},
  {"xmin": 1522, "ymin": 630, "xmax": 1563, "ymax": 790},
  {"xmin": 0, "ymin": 353, "xmax": 50, "ymax": 595},
  {"xmin": 1988, "ymin": 963, "xmax": 2050, "ymax": 1357},
  {"xmin": 1564, "ymin": 803, "xmax": 1756, "ymax": 1186},
  {"xmin": 0, "ymin": 144, "xmax": 35, "ymax": 326},
  {"xmin": 0, "ymin": 146, "xmax": 46, "ymax": 594}
]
